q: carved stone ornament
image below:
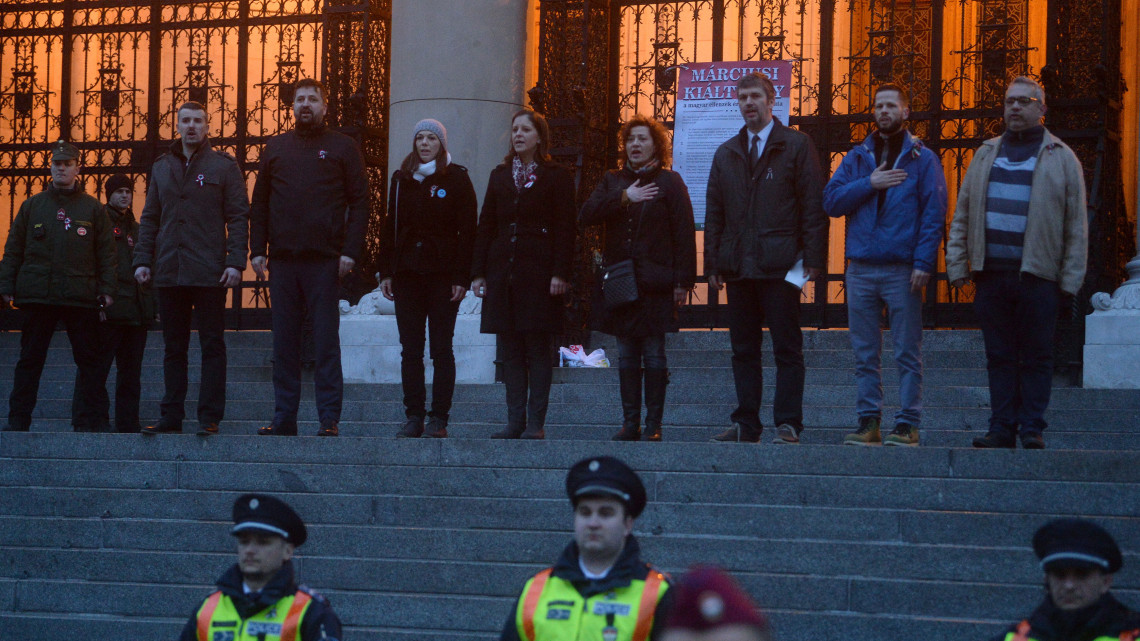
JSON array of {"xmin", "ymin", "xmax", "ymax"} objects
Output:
[
  {"xmin": 1090, "ymin": 257, "xmax": 1140, "ymax": 311},
  {"xmin": 339, "ymin": 274, "xmax": 483, "ymax": 315}
]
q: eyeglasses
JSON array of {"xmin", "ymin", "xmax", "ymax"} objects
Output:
[{"xmin": 1004, "ymin": 96, "xmax": 1042, "ymax": 107}]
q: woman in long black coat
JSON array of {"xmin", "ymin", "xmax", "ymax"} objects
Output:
[
  {"xmin": 471, "ymin": 109, "xmax": 576, "ymax": 440},
  {"xmin": 579, "ymin": 115, "xmax": 696, "ymax": 441}
]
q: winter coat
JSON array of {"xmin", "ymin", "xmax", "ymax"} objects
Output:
[
  {"xmin": 704, "ymin": 120, "xmax": 828, "ymax": 279},
  {"xmin": 990, "ymin": 593, "xmax": 1140, "ymax": 641},
  {"xmin": 102, "ymin": 204, "xmax": 155, "ymax": 325},
  {"xmin": 946, "ymin": 128, "xmax": 1088, "ymax": 295},
  {"xmin": 471, "ymin": 161, "xmax": 576, "ymax": 334},
  {"xmin": 823, "ymin": 130, "xmax": 948, "ymax": 273},
  {"xmin": 378, "ymin": 163, "xmax": 478, "ymax": 288},
  {"xmin": 249, "ymin": 124, "xmax": 370, "ymax": 262},
  {"xmin": 580, "ymin": 164, "xmax": 697, "ymax": 337},
  {"xmin": 0, "ymin": 183, "xmax": 116, "ymax": 308},
  {"xmin": 134, "ymin": 139, "xmax": 250, "ymax": 287}
]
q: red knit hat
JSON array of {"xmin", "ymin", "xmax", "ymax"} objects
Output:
[{"xmin": 665, "ymin": 566, "xmax": 769, "ymax": 632}]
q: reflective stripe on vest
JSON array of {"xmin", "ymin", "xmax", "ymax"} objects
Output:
[
  {"xmin": 196, "ymin": 590, "xmax": 313, "ymax": 641},
  {"xmin": 522, "ymin": 568, "xmax": 553, "ymax": 641},
  {"xmin": 519, "ymin": 568, "xmax": 668, "ymax": 641},
  {"xmin": 1006, "ymin": 621, "xmax": 1140, "ymax": 641}
]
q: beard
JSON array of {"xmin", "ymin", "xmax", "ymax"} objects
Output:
[{"xmin": 877, "ymin": 118, "xmax": 903, "ymax": 135}]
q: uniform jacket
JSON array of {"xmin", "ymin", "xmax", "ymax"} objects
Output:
[
  {"xmin": 0, "ymin": 183, "xmax": 116, "ymax": 308},
  {"xmin": 135, "ymin": 139, "xmax": 250, "ymax": 287},
  {"xmin": 178, "ymin": 561, "xmax": 341, "ymax": 641},
  {"xmin": 102, "ymin": 204, "xmax": 155, "ymax": 325},
  {"xmin": 500, "ymin": 536, "xmax": 673, "ymax": 641},
  {"xmin": 579, "ymin": 164, "xmax": 697, "ymax": 337},
  {"xmin": 471, "ymin": 161, "xmax": 576, "ymax": 334},
  {"xmin": 704, "ymin": 120, "xmax": 828, "ymax": 279},
  {"xmin": 946, "ymin": 128, "xmax": 1088, "ymax": 295},
  {"xmin": 250, "ymin": 124, "xmax": 370, "ymax": 262},
  {"xmin": 378, "ymin": 163, "xmax": 478, "ymax": 288},
  {"xmin": 991, "ymin": 593, "xmax": 1140, "ymax": 641},
  {"xmin": 823, "ymin": 130, "xmax": 948, "ymax": 273}
]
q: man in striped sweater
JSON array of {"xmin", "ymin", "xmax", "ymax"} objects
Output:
[{"xmin": 946, "ymin": 76, "xmax": 1088, "ymax": 450}]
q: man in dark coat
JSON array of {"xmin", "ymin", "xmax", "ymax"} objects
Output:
[
  {"xmin": 0, "ymin": 140, "xmax": 117, "ymax": 432},
  {"xmin": 990, "ymin": 519, "xmax": 1139, "ymax": 641},
  {"xmin": 71, "ymin": 173, "xmax": 156, "ymax": 432},
  {"xmin": 250, "ymin": 78, "xmax": 369, "ymax": 438},
  {"xmin": 704, "ymin": 71, "xmax": 828, "ymax": 444},
  {"xmin": 134, "ymin": 101, "xmax": 250, "ymax": 436}
]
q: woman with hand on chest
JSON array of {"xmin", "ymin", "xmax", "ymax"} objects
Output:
[
  {"xmin": 580, "ymin": 115, "xmax": 697, "ymax": 442},
  {"xmin": 471, "ymin": 109, "xmax": 576, "ymax": 440},
  {"xmin": 378, "ymin": 119, "xmax": 478, "ymax": 439}
]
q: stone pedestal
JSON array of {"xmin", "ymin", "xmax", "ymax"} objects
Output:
[
  {"xmin": 1083, "ymin": 257, "xmax": 1140, "ymax": 388},
  {"xmin": 340, "ymin": 315, "xmax": 497, "ymax": 384}
]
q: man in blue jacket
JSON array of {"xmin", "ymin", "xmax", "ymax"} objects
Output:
[{"xmin": 823, "ymin": 84, "xmax": 947, "ymax": 446}]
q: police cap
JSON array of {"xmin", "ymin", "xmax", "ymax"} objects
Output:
[
  {"xmin": 565, "ymin": 456, "xmax": 647, "ymax": 518},
  {"xmin": 231, "ymin": 494, "xmax": 307, "ymax": 546},
  {"xmin": 1033, "ymin": 518, "xmax": 1122, "ymax": 574},
  {"xmin": 664, "ymin": 566, "xmax": 769, "ymax": 633},
  {"xmin": 50, "ymin": 140, "xmax": 79, "ymax": 162}
]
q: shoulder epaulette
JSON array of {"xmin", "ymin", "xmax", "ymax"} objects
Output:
[
  {"xmin": 215, "ymin": 150, "xmax": 237, "ymax": 162},
  {"xmin": 297, "ymin": 584, "xmax": 329, "ymax": 604},
  {"xmin": 451, "ymin": 163, "xmax": 469, "ymax": 173}
]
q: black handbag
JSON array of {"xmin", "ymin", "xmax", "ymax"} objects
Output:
[{"xmin": 602, "ymin": 258, "xmax": 639, "ymax": 310}]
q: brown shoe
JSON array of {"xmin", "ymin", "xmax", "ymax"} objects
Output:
[
  {"xmin": 197, "ymin": 422, "xmax": 219, "ymax": 436},
  {"xmin": 141, "ymin": 421, "xmax": 182, "ymax": 435},
  {"xmin": 317, "ymin": 420, "xmax": 339, "ymax": 437},
  {"xmin": 520, "ymin": 426, "xmax": 545, "ymax": 440},
  {"xmin": 396, "ymin": 417, "xmax": 424, "ymax": 438},
  {"xmin": 257, "ymin": 422, "xmax": 298, "ymax": 436},
  {"xmin": 491, "ymin": 424, "xmax": 525, "ymax": 439},
  {"xmin": 423, "ymin": 417, "xmax": 448, "ymax": 438},
  {"xmin": 772, "ymin": 424, "xmax": 801, "ymax": 444},
  {"xmin": 711, "ymin": 422, "xmax": 760, "ymax": 443}
]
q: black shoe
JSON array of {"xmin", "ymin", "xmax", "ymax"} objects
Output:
[
  {"xmin": 972, "ymin": 429, "xmax": 1016, "ymax": 449},
  {"xmin": 642, "ymin": 368, "xmax": 668, "ymax": 443},
  {"xmin": 423, "ymin": 417, "xmax": 448, "ymax": 438},
  {"xmin": 2, "ymin": 419, "xmax": 30, "ymax": 432},
  {"xmin": 520, "ymin": 425, "xmax": 545, "ymax": 440},
  {"xmin": 1020, "ymin": 431, "xmax": 1045, "ymax": 450},
  {"xmin": 197, "ymin": 422, "xmax": 219, "ymax": 436},
  {"xmin": 317, "ymin": 420, "xmax": 339, "ymax": 437},
  {"xmin": 711, "ymin": 422, "xmax": 761, "ymax": 443},
  {"xmin": 611, "ymin": 422, "xmax": 641, "ymax": 441},
  {"xmin": 396, "ymin": 417, "xmax": 424, "ymax": 438},
  {"xmin": 257, "ymin": 421, "xmax": 298, "ymax": 436},
  {"xmin": 141, "ymin": 421, "xmax": 181, "ymax": 435},
  {"xmin": 491, "ymin": 424, "xmax": 525, "ymax": 439}
]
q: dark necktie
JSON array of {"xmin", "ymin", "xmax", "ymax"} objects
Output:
[{"xmin": 749, "ymin": 134, "xmax": 760, "ymax": 169}]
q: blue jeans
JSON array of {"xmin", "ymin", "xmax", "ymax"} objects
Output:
[
  {"xmin": 616, "ymin": 335, "xmax": 667, "ymax": 369},
  {"xmin": 846, "ymin": 261, "xmax": 923, "ymax": 426},
  {"xmin": 973, "ymin": 271, "xmax": 1059, "ymax": 435}
]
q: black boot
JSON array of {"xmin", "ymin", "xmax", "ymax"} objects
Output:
[
  {"xmin": 642, "ymin": 368, "xmax": 668, "ymax": 442},
  {"xmin": 612, "ymin": 368, "xmax": 642, "ymax": 441}
]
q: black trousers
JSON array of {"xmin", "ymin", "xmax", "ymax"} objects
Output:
[
  {"xmin": 394, "ymin": 271, "xmax": 461, "ymax": 420},
  {"xmin": 726, "ymin": 278, "xmax": 805, "ymax": 430},
  {"xmin": 499, "ymin": 331, "xmax": 553, "ymax": 430},
  {"xmin": 156, "ymin": 286, "xmax": 227, "ymax": 425},
  {"xmin": 269, "ymin": 258, "xmax": 343, "ymax": 424},
  {"xmin": 7, "ymin": 304, "xmax": 103, "ymax": 430},
  {"xmin": 72, "ymin": 323, "xmax": 148, "ymax": 432}
]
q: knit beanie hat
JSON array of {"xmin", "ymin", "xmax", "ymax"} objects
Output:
[
  {"xmin": 413, "ymin": 119, "xmax": 448, "ymax": 149},
  {"xmin": 104, "ymin": 173, "xmax": 132, "ymax": 200}
]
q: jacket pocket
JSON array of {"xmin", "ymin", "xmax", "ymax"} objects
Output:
[
  {"xmin": 14, "ymin": 263, "xmax": 49, "ymax": 298},
  {"xmin": 756, "ymin": 229, "xmax": 798, "ymax": 273}
]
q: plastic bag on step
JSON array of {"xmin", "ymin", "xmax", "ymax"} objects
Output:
[{"xmin": 559, "ymin": 345, "xmax": 610, "ymax": 368}]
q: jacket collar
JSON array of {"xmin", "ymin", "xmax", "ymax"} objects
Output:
[
  {"xmin": 551, "ymin": 535, "xmax": 645, "ymax": 597},
  {"xmin": 104, "ymin": 204, "xmax": 134, "ymax": 225},
  {"xmin": 982, "ymin": 126, "xmax": 1063, "ymax": 155},
  {"xmin": 728, "ymin": 118, "xmax": 788, "ymax": 159},
  {"xmin": 170, "ymin": 138, "xmax": 213, "ymax": 164},
  {"xmin": 859, "ymin": 128, "xmax": 921, "ymax": 157},
  {"xmin": 215, "ymin": 560, "xmax": 299, "ymax": 617}
]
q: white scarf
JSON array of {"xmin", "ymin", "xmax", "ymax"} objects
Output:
[{"xmin": 414, "ymin": 152, "xmax": 452, "ymax": 182}]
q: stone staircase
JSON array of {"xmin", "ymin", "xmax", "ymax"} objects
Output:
[{"xmin": 0, "ymin": 329, "xmax": 1138, "ymax": 641}]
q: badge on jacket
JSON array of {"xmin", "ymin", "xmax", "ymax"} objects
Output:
[
  {"xmin": 196, "ymin": 174, "xmax": 205, "ymax": 186},
  {"xmin": 319, "ymin": 150, "xmax": 328, "ymax": 159},
  {"xmin": 436, "ymin": 189, "xmax": 447, "ymax": 198},
  {"xmin": 127, "ymin": 235, "xmax": 135, "ymax": 247},
  {"xmin": 525, "ymin": 174, "xmax": 537, "ymax": 189},
  {"xmin": 56, "ymin": 209, "xmax": 66, "ymax": 221},
  {"xmin": 113, "ymin": 227, "xmax": 122, "ymax": 238},
  {"xmin": 63, "ymin": 217, "xmax": 71, "ymax": 230},
  {"xmin": 77, "ymin": 226, "xmax": 87, "ymax": 237}
]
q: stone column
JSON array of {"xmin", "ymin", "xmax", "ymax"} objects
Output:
[{"xmin": 387, "ymin": 0, "xmax": 533, "ymax": 205}]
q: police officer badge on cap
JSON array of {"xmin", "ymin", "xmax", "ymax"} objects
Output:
[
  {"xmin": 1033, "ymin": 518, "xmax": 1123, "ymax": 573},
  {"xmin": 50, "ymin": 140, "xmax": 79, "ymax": 162},
  {"xmin": 231, "ymin": 493, "xmax": 308, "ymax": 546},
  {"xmin": 565, "ymin": 456, "xmax": 647, "ymax": 518}
]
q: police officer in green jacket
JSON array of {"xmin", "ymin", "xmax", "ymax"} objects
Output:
[
  {"xmin": 500, "ymin": 456, "xmax": 673, "ymax": 641},
  {"xmin": 179, "ymin": 494, "xmax": 342, "ymax": 641},
  {"xmin": 70, "ymin": 173, "xmax": 156, "ymax": 432},
  {"xmin": 991, "ymin": 519, "xmax": 1140, "ymax": 641},
  {"xmin": 0, "ymin": 140, "xmax": 117, "ymax": 432}
]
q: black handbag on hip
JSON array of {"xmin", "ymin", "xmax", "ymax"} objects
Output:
[{"xmin": 602, "ymin": 258, "xmax": 639, "ymax": 310}]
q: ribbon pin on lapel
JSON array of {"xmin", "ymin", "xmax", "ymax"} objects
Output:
[{"xmin": 196, "ymin": 174, "xmax": 205, "ymax": 187}]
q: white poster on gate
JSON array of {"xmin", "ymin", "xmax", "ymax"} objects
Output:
[{"xmin": 672, "ymin": 60, "xmax": 793, "ymax": 228}]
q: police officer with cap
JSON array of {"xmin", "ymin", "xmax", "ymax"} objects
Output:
[
  {"xmin": 500, "ymin": 456, "xmax": 672, "ymax": 641},
  {"xmin": 1, "ymin": 140, "xmax": 116, "ymax": 432},
  {"xmin": 660, "ymin": 566, "xmax": 771, "ymax": 641},
  {"xmin": 992, "ymin": 518, "xmax": 1139, "ymax": 641},
  {"xmin": 178, "ymin": 494, "xmax": 342, "ymax": 641}
]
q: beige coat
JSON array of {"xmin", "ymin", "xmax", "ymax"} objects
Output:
[{"xmin": 945, "ymin": 129, "xmax": 1088, "ymax": 295}]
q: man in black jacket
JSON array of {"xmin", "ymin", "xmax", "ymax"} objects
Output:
[
  {"xmin": 990, "ymin": 518, "xmax": 1139, "ymax": 641},
  {"xmin": 135, "ymin": 101, "xmax": 250, "ymax": 436},
  {"xmin": 179, "ymin": 494, "xmax": 342, "ymax": 641},
  {"xmin": 250, "ymin": 78, "xmax": 369, "ymax": 437},
  {"xmin": 704, "ymin": 72, "xmax": 828, "ymax": 444}
]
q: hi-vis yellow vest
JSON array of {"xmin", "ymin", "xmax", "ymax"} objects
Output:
[
  {"xmin": 1003, "ymin": 620, "xmax": 1140, "ymax": 641},
  {"xmin": 514, "ymin": 567, "xmax": 668, "ymax": 641},
  {"xmin": 195, "ymin": 590, "xmax": 313, "ymax": 641}
]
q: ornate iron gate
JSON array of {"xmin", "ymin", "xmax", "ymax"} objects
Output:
[
  {"xmin": 0, "ymin": 0, "xmax": 390, "ymax": 330},
  {"xmin": 531, "ymin": 0, "xmax": 1131, "ymax": 372}
]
